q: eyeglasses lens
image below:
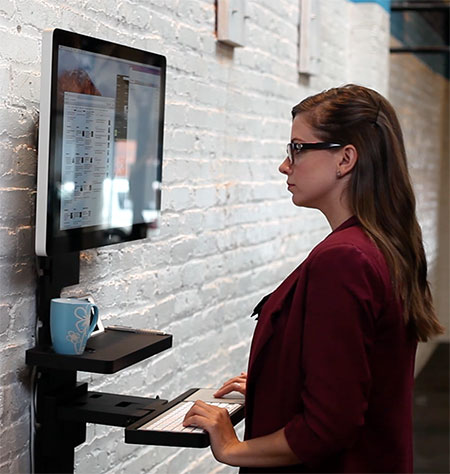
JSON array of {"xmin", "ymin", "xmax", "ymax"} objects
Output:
[{"xmin": 286, "ymin": 144, "xmax": 293, "ymax": 164}]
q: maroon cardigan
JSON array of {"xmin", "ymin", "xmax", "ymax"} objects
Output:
[{"xmin": 242, "ymin": 217, "xmax": 417, "ymax": 473}]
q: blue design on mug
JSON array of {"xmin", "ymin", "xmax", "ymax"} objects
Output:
[{"xmin": 50, "ymin": 298, "xmax": 99, "ymax": 355}]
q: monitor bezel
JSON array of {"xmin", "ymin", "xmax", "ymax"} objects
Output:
[{"xmin": 36, "ymin": 28, "xmax": 166, "ymax": 256}]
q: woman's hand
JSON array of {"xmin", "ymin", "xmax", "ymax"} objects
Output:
[
  {"xmin": 183, "ymin": 400, "xmax": 241, "ymax": 464},
  {"xmin": 183, "ymin": 401, "xmax": 300, "ymax": 467},
  {"xmin": 214, "ymin": 372, "xmax": 247, "ymax": 398}
]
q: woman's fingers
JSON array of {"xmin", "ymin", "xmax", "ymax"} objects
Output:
[
  {"xmin": 183, "ymin": 400, "xmax": 217, "ymax": 422},
  {"xmin": 214, "ymin": 382, "xmax": 245, "ymax": 397},
  {"xmin": 183, "ymin": 400, "xmax": 212, "ymax": 420},
  {"xmin": 221, "ymin": 374, "xmax": 247, "ymax": 388},
  {"xmin": 215, "ymin": 381, "xmax": 246, "ymax": 397},
  {"xmin": 183, "ymin": 400, "xmax": 228, "ymax": 429},
  {"xmin": 214, "ymin": 374, "xmax": 247, "ymax": 397}
]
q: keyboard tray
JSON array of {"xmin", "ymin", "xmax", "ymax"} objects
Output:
[{"xmin": 125, "ymin": 388, "xmax": 245, "ymax": 448}]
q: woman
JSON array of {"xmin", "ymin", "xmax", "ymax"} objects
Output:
[{"xmin": 183, "ymin": 84, "xmax": 444, "ymax": 473}]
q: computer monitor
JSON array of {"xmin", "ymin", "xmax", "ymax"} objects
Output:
[{"xmin": 36, "ymin": 28, "xmax": 166, "ymax": 256}]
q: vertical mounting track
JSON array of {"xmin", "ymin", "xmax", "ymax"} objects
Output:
[
  {"xmin": 36, "ymin": 252, "xmax": 80, "ymax": 346},
  {"xmin": 34, "ymin": 252, "xmax": 82, "ymax": 473}
]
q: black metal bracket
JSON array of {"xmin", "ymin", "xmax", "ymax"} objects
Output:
[
  {"xmin": 390, "ymin": 1, "xmax": 449, "ymax": 55},
  {"xmin": 391, "ymin": 2, "xmax": 450, "ymax": 12},
  {"xmin": 30, "ymin": 253, "xmax": 172, "ymax": 473},
  {"xmin": 34, "ymin": 369, "xmax": 168, "ymax": 473},
  {"xmin": 390, "ymin": 46, "xmax": 450, "ymax": 54},
  {"xmin": 58, "ymin": 389, "xmax": 167, "ymax": 427}
]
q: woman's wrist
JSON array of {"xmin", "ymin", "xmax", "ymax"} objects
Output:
[
  {"xmin": 216, "ymin": 429, "xmax": 300, "ymax": 468},
  {"xmin": 220, "ymin": 439, "xmax": 248, "ymax": 467}
]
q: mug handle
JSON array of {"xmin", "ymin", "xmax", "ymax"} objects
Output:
[{"xmin": 87, "ymin": 304, "xmax": 99, "ymax": 337}]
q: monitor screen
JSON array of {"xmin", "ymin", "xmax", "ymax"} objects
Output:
[{"xmin": 36, "ymin": 29, "xmax": 166, "ymax": 256}]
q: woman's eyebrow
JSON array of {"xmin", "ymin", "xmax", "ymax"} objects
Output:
[{"xmin": 290, "ymin": 137, "xmax": 308, "ymax": 143}]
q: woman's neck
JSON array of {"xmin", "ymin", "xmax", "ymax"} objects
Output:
[{"xmin": 321, "ymin": 203, "xmax": 354, "ymax": 230}]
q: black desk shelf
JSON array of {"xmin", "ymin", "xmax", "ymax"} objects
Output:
[{"xmin": 26, "ymin": 329, "xmax": 172, "ymax": 374}]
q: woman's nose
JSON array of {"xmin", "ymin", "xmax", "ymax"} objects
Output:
[{"xmin": 279, "ymin": 157, "xmax": 291, "ymax": 175}]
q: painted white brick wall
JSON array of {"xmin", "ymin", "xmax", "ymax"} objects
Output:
[
  {"xmin": 389, "ymin": 38, "xmax": 450, "ymax": 372},
  {"xmin": 0, "ymin": 1, "xmax": 399, "ymax": 473},
  {"xmin": 348, "ymin": 2, "xmax": 390, "ymax": 94}
]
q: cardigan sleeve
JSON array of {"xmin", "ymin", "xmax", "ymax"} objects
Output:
[{"xmin": 284, "ymin": 243, "xmax": 386, "ymax": 467}]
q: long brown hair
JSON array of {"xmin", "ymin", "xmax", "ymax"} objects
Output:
[{"xmin": 292, "ymin": 84, "xmax": 444, "ymax": 342}]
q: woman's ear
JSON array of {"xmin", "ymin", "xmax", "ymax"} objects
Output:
[{"xmin": 337, "ymin": 144, "xmax": 358, "ymax": 177}]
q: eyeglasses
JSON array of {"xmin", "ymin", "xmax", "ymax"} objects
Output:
[{"xmin": 286, "ymin": 142, "xmax": 343, "ymax": 165}]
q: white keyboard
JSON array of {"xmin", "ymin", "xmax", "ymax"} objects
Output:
[
  {"xmin": 126, "ymin": 388, "xmax": 245, "ymax": 447},
  {"xmin": 140, "ymin": 400, "xmax": 241, "ymax": 433}
]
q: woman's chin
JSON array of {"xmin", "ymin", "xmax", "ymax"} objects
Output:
[
  {"xmin": 292, "ymin": 196, "xmax": 316, "ymax": 209},
  {"xmin": 291, "ymin": 196, "xmax": 304, "ymax": 207}
]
